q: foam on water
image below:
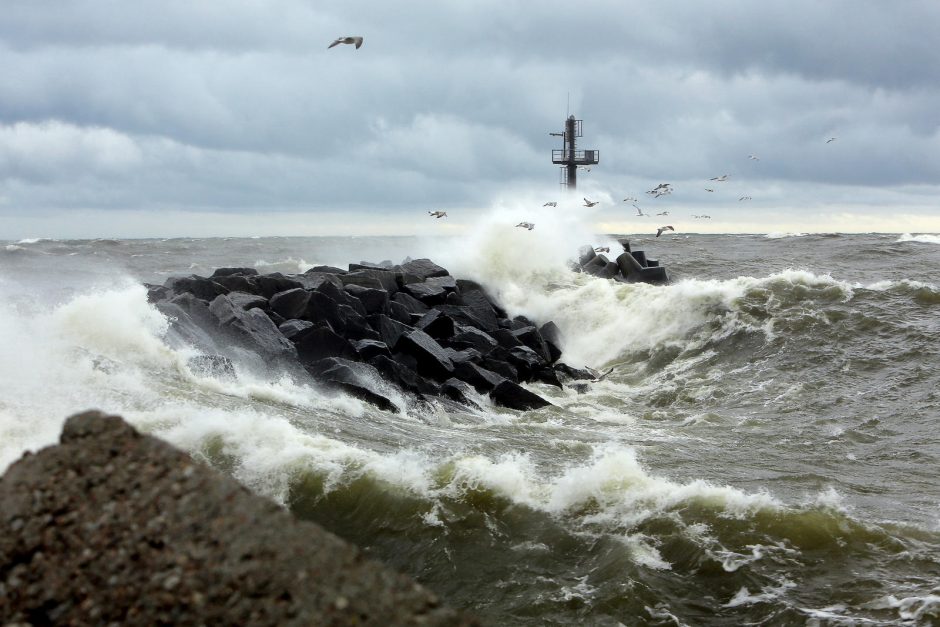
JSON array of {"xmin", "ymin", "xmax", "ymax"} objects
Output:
[{"xmin": 898, "ymin": 233, "xmax": 940, "ymax": 245}]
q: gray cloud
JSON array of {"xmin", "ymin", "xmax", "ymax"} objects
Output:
[{"xmin": 0, "ymin": 0, "xmax": 938, "ymax": 236}]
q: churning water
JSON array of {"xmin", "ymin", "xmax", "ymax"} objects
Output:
[{"xmin": 2, "ymin": 223, "xmax": 939, "ymax": 625}]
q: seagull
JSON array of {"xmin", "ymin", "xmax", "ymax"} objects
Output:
[
  {"xmin": 428, "ymin": 210, "xmax": 447, "ymax": 218},
  {"xmin": 634, "ymin": 205, "xmax": 648, "ymax": 217},
  {"xmin": 709, "ymin": 175, "xmax": 730, "ymax": 182},
  {"xmin": 738, "ymin": 196, "xmax": 752, "ymax": 202},
  {"xmin": 826, "ymin": 137, "xmax": 837, "ymax": 143},
  {"xmin": 516, "ymin": 222, "xmax": 535, "ymax": 230},
  {"xmin": 656, "ymin": 211, "xmax": 669, "ymax": 216},
  {"xmin": 577, "ymin": 166, "xmax": 591, "ymax": 172},
  {"xmin": 748, "ymin": 154, "xmax": 760, "ymax": 161},
  {"xmin": 656, "ymin": 225, "xmax": 675, "ymax": 238},
  {"xmin": 583, "ymin": 198, "xmax": 599, "ymax": 207},
  {"xmin": 588, "ymin": 367, "xmax": 614, "ymax": 383},
  {"xmin": 594, "ymin": 246, "xmax": 610, "ymax": 253},
  {"xmin": 646, "ymin": 183, "xmax": 672, "ymax": 198},
  {"xmin": 328, "ymin": 36, "xmax": 364, "ymax": 49},
  {"xmin": 623, "ymin": 197, "xmax": 638, "ymax": 203},
  {"xmin": 543, "ymin": 201, "xmax": 557, "ymax": 207},
  {"xmin": 705, "ymin": 188, "xmax": 714, "ymax": 193}
]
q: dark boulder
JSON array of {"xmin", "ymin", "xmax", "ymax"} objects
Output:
[
  {"xmin": 415, "ymin": 309, "xmax": 455, "ymax": 340},
  {"xmin": 394, "ymin": 329, "xmax": 455, "ymax": 380},
  {"xmin": 164, "ymin": 275, "xmax": 228, "ymax": 301},
  {"xmin": 343, "ymin": 269, "xmax": 399, "ymax": 294},
  {"xmin": 352, "ymin": 339, "xmax": 392, "ymax": 361},
  {"xmin": 306, "ymin": 358, "xmax": 400, "ymax": 412},
  {"xmin": 278, "ymin": 319, "xmax": 314, "ymax": 341},
  {"xmin": 451, "ymin": 326, "xmax": 499, "ymax": 354},
  {"xmin": 490, "ymin": 380, "xmax": 553, "ymax": 410},
  {"xmin": 293, "ymin": 325, "xmax": 358, "ymax": 364},
  {"xmin": 441, "ymin": 379, "xmax": 479, "ymax": 409},
  {"xmin": 538, "ymin": 321, "xmax": 563, "ymax": 363},
  {"xmin": 425, "ymin": 275, "xmax": 458, "ymax": 292},
  {"xmin": 511, "ymin": 326, "xmax": 551, "ymax": 363},
  {"xmin": 208, "ymin": 295, "xmax": 297, "ymax": 363},
  {"xmin": 532, "ymin": 367, "xmax": 563, "ymax": 388},
  {"xmin": 248, "ymin": 273, "xmax": 305, "ymax": 299},
  {"xmin": 555, "ymin": 363, "xmax": 597, "ymax": 380},
  {"xmin": 270, "ymin": 288, "xmax": 311, "ymax": 320},
  {"xmin": 402, "ymin": 282, "xmax": 448, "ymax": 305},
  {"xmin": 480, "ymin": 357, "xmax": 518, "ymax": 383},
  {"xmin": 344, "ymin": 284, "xmax": 389, "ymax": 315},
  {"xmin": 316, "ymin": 280, "xmax": 367, "ymax": 317},
  {"xmin": 368, "ymin": 355, "xmax": 439, "ymax": 396},
  {"xmin": 212, "ymin": 274, "xmax": 254, "ymax": 294},
  {"xmin": 582, "ymin": 254, "xmax": 608, "ymax": 276},
  {"xmin": 226, "ymin": 291, "xmax": 269, "ymax": 312},
  {"xmin": 398, "ymin": 258, "xmax": 449, "ymax": 281},
  {"xmin": 391, "ymin": 291, "xmax": 429, "ymax": 315},
  {"xmin": 211, "ymin": 267, "xmax": 259, "ymax": 277},
  {"xmin": 388, "ymin": 300, "xmax": 414, "ymax": 324},
  {"xmin": 366, "ymin": 314, "xmax": 414, "ymax": 350},
  {"xmin": 306, "ymin": 265, "xmax": 346, "ymax": 274},
  {"xmin": 578, "ymin": 246, "xmax": 597, "ymax": 266},
  {"xmin": 451, "ymin": 284, "xmax": 500, "ymax": 331},
  {"xmin": 491, "ymin": 328, "xmax": 524, "ymax": 350},
  {"xmin": 452, "ymin": 362, "xmax": 504, "ymax": 393},
  {"xmin": 505, "ymin": 346, "xmax": 545, "ymax": 380},
  {"xmin": 292, "ymin": 272, "xmax": 343, "ymax": 291}
]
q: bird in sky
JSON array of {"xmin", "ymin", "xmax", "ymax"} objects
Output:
[
  {"xmin": 428, "ymin": 210, "xmax": 447, "ymax": 218},
  {"xmin": 656, "ymin": 225, "xmax": 675, "ymax": 237},
  {"xmin": 634, "ymin": 205, "xmax": 648, "ymax": 217},
  {"xmin": 543, "ymin": 201, "xmax": 557, "ymax": 207},
  {"xmin": 516, "ymin": 222, "xmax": 535, "ymax": 230},
  {"xmin": 705, "ymin": 188, "xmax": 714, "ymax": 193},
  {"xmin": 656, "ymin": 211, "xmax": 669, "ymax": 216},
  {"xmin": 328, "ymin": 36, "xmax": 364, "ymax": 49},
  {"xmin": 709, "ymin": 175, "xmax": 730, "ymax": 182},
  {"xmin": 646, "ymin": 183, "xmax": 672, "ymax": 198},
  {"xmin": 578, "ymin": 166, "xmax": 591, "ymax": 172},
  {"xmin": 594, "ymin": 246, "xmax": 610, "ymax": 253},
  {"xmin": 739, "ymin": 196, "xmax": 752, "ymax": 202},
  {"xmin": 826, "ymin": 137, "xmax": 837, "ymax": 143},
  {"xmin": 623, "ymin": 197, "xmax": 638, "ymax": 203},
  {"xmin": 748, "ymin": 154, "xmax": 760, "ymax": 161},
  {"xmin": 583, "ymin": 198, "xmax": 599, "ymax": 207}
]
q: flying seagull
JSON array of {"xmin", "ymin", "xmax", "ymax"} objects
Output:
[
  {"xmin": 826, "ymin": 137, "xmax": 837, "ymax": 143},
  {"xmin": 634, "ymin": 205, "xmax": 648, "ymax": 217},
  {"xmin": 646, "ymin": 183, "xmax": 672, "ymax": 198},
  {"xmin": 738, "ymin": 196, "xmax": 752, "ymax": 202},
  {"xmin": 328, "ymin": 36, "xmax": 364, "ymax": 49},
  {"xmin": 623, "ymin": 197, "xmax": 638, "ymax": 203},
  {"xmin": 705, "ymin": 188, "xmax": 714, "ymax": 193},
  {"xmin": 748, "ymin": 154, "xmax": 760, "ymax": 161},
  {"xmin": 583, "ymin": 198, "xmax": 599, "ymax": 207},
  {"xmin": 588, "ymin": 367, "xmax": 614, "ymax": 383},
  {"xmin": 578, "ymin": 166, "xmax": 591, "ymax": 172},
  {"xmin": 428, "ymin": 210, "xmax": 447, "ymax": 218},
  {"xmin": 516, "ymin": 222, "xmax": 535, "ymax": 230},
  {"xmin": 543, "ymin": 201, "xmax": 557, "ymax": 207},
  {"xmin": 656, "ymin": 225, "xmax": 675, "ymax": 238},
  {"xmin": 656, "ymin": 211, "xmax": 669, "ymax": 216},
  {"xmin": 709, "ymin": 175, "xmax": 730, "ymax": 182}
]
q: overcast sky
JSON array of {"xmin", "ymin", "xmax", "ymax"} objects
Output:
[{"xmin": 1, "ymin": 0, "xmax": 938, "ymax": 238}]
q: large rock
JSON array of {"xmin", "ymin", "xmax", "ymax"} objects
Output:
[
  {"xmin": 344, "ymin": 284, "xmax": 390, "ymax": 315},
  {"xmin": 398, "ymin": 259, "xmax": 449, "ymax": 281},
  {"xmin": 208, "ymin": 294, "xmax": 296, "ymax": 363},
  {"xmin": 248, "ymin": 272, "xmax": 305, "ymax": 299},
  {"xmin": 294, "ymin": 325, "xmax": 358, "ymax": 364},
  {"xmin": 0, "ymin": 412, "xmax": 474, "ymax": 625},
  {"xmin": 164, "ymin": 275, "xmax": 228, "ymax": 301},
  {"xmin": 306, "ymin": 358, "xmax": 400, "ymax": 412},
  {"xmin": 394, "ymin": 329, "xmax": 455, "ymax": 380},
  {"xmin": 489, "ymin": 380, "xmax": 553, "ymax": 411}
]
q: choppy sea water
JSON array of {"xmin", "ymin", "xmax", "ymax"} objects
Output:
[{"xmin": 2, "ymin": 224, "xmax": 940, "ymax": 625}]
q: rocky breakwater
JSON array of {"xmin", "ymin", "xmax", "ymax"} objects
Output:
[
  {"xmin": 148, "ymin": 258, "xmax": 601, "ymax": 412},
  {"xmin": 0, "ymin": 411, "xmax": 477, "ymax": 625},
  {"xmin": 575, "ymin": 238, "xmax": 669, "ymax": 284}
]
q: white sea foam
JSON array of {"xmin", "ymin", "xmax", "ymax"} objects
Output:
[
  {"xmin": 764, "ymin": 232, "xmax": 808, "ymax": 239},
  {"xmin": 253, "ymin": 257, "xmax": 315, "ymax": 274},
  {"xmin": 897, "ymin": 233, "xmax": 940, "ymax": 245}
]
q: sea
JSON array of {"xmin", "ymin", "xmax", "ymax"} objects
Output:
[{"xmin": 2, "ymin": 219, "xmax": 940, "ymax": 625}]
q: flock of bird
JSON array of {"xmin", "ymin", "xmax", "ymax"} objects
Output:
[{"xmin": 332, "ymin": 36, "xmax": 840, "ymax": 242}]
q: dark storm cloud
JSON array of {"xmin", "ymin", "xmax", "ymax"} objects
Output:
[{"xmin": 0, "ymin": 0, "xmax": 937, "ymax": 232}]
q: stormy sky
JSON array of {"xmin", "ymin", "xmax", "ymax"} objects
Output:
[{"xmin": 1, "ymin": 0, "xmax": 938, "ymax": 238}]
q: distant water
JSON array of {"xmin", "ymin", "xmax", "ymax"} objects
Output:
[{"xmin": 2, "ymin": 227, "xmax": 940, "ymax": 625}]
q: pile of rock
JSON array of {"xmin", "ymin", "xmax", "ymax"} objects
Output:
[
  {"xmin": 147, "ymin": 259, "xmax": 598, "ymax": 412},
  {"xmin": 575, "ymin": 239, "xmax": 669, "ymax": 284}
]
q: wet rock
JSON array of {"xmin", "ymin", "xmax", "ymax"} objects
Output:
[
  {"xmin": 538, "ymin": 321, "xmax": 563, "ymax": 363},
  {"xmin": 511, "ymin": 326, "xmax": 551, "ymax": 363},
  {"xmin": 278, "ymin": 319, "xmax": 314, "ymax": 341},
  {"xmin": 344, "ymin": 284, "xmax": 389, "ymax": 315},
  {"xmin": 293, "ymin": 325, "xmax": 358, "ymax": 364},
  {"xmin": 398, "ymin": 259, "xmax": 449, "ymax": 281},
  {"xmin": 402, "ymin": 282, "xmax": 448, "ymax": 306},
  {"xmin": 211, "ymin": 267, "xmax": 259, "ymax": 277},
  {"xmin": 225, "ymin": 291, "xmax": 269, "ymax": 311},
  {"xmin": 451, "ymin": 326, "xmax": 499, "ymax": 354},
  {"xmin": 248, "ymin": 272, "xmax": 305, "ymax": 299},
  {"xmin": 415, "ymin": 309, "xmax": 455, "ymax": 340},
  {"xmin": 392, "ymin": 291, "xmax": 430, "ymax": 315},
  {"xmin": 368, "ymin": 355, "xmax": 439, "ymax": 396},
  {"xmin": 394, "ymin": 329, "xmax": 455, "ymax": 380},
  {"xmin": 164, "ymin": 275, "xmax": 228, "ymax": 301},
  {"xmin": 352, "ymin": 339, "xmax": 392, "ymax": 361},
  {"xmin": 208, "ymin": 294, "xmax": 296, "ymax": 363},
  {"xmin": 306, "ymin": 358, "xmax": 400, "ymax": 412},
  {"xmin": 489, "ymin": 380, "xmax": 553, "ymax": 410},
  {"xmin": 452, "ymin": 362, "xmax": 504, "ymax": 393}
]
